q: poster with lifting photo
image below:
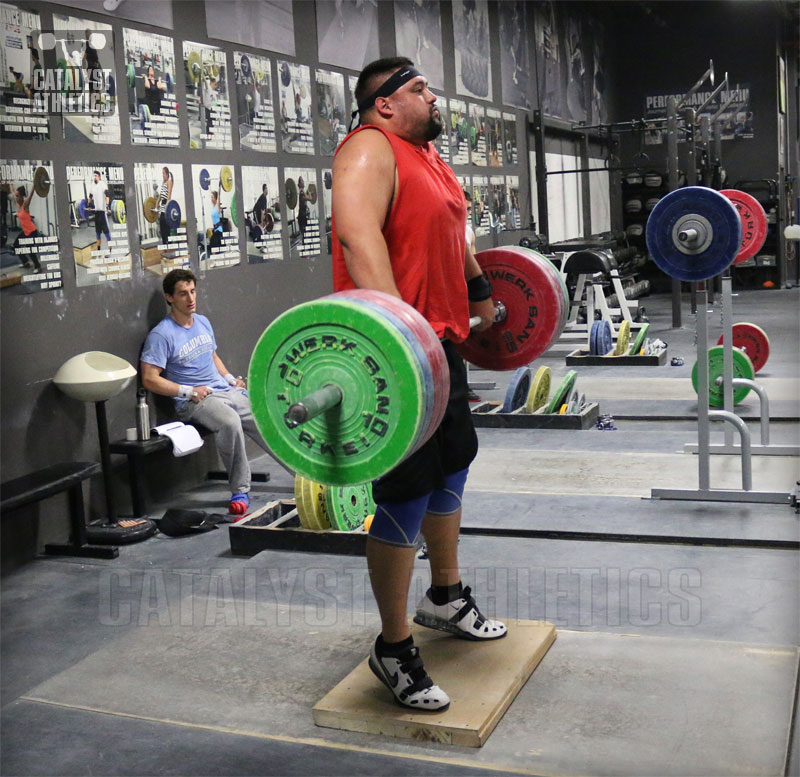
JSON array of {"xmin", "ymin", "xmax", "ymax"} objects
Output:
[
  {"xmin": 0, "ymin": 3, "xmax": 50, "ymax": 140},
  {"xmin": 452, "ymin": 0, "xmax": 491, "ymax": 102},
  {"xmin": 278, "ymin": 60, "xmax": 313, "ymax": 154},
  {"xmin": 322, "ymin": 168, "xmax": 333, "ymax": 254},
  {"xmin": 124, "ymin": 28, "xmax": 179, "ymax": 147},
  {"xmin": 284, "ymin": 167, "xmax": 320, "ymax": 259},
  {"xmin": 506, "ymin": 175, "xmax": 521, "ymax": 230},
  {"xmin": 242, "ymin": 166, "xmax": 283, "ymax": 264},
  {"xmin": 471, "ymin": 175, "xmax": 490, "ymax": 237},
  {"xmin": 468, "ymin": 102, "xmax": 486, "ymax": 167},
  {"xmin": 67, "ymin": 162, "xmax": 131, "ymax": 285},
  {"xmin": 489, "ymin": 175, "xmax": 506, "ymax": 231},
  {"xmin": 315, "ymin": 68, "xmax": 346, "ymax": 156},
  {"xmin": 184, "ymin": 41, "xmax": 232, "ymax": 151},
  {"xmin": 486, "ymin": 107, "xmax": 503, "ymax": 167},
  {"xmin": 448, "ymin": 98, "xmax": 469, "ymax": 166},
  {"xmin": 0, "ymin": 159, "xmax": 62, "ymax": 293},
  {"xmin": 503, "ymin": 112, "xmax": 518, "ymax": 166},
  {"xmin": 192, "ymin": 164, "xmax": 240, "ymax": 271},
  {"xmin": 134, "ymin": 162, "xmax": 189, "ymax": 276},
  {"xmin": 498, "ymin": 0, "xmax": 531, "ymax": 110},
  {"xmin": 393, "ymin": 0, "xmax": 444, "ymax": 91},
  {"xmin": 52, "ymin": 13, "xmax": 121, "ymax": 144},
  {"xmin": 235, "ymin": 51, "xmax": 276, "ymax": 153}
]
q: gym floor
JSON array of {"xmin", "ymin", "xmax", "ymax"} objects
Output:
[{"xmin": 2, "ymin": 288, "xmax": 799, "ymax": 777}]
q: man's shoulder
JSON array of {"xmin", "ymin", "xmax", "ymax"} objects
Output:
[{"xmin": 148, "ymin": 315, "xmax": 175, "ymax": 337}]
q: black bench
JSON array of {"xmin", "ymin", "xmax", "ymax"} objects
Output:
[
  {"xmin": 109, "ymin": 431, "xmax": 269, "ymax": 517},
  {"xmin": 1, "ymin": 462, "xmax": 118, "ymax": 559}
]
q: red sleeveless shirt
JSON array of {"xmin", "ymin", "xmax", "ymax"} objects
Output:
[{"xmin": 332, "ymin": 125, "xmax": 469, "ymax": 342}]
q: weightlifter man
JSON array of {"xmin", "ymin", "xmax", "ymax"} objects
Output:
[{"xmin": 332, "ymin": 57, "xmax": 506, "ymax": 712}]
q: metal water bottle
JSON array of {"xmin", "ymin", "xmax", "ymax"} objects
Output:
[{"xmin": 136, "ymin": 388, "xmax": 151, "ymax": 441}]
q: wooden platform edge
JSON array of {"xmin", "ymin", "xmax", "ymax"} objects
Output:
[{"xmin": 312, "ymin": 621, "xmax": 558, "ymax": 748}]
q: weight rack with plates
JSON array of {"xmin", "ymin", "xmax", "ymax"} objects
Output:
[{"xmin": 645, "ymin": 186, "xmax": 794, "ymax": 505}]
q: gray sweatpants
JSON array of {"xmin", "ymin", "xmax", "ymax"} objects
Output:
[{"xmin": 177, "ymin": 387, "xmax": 269, "ymax": 495}]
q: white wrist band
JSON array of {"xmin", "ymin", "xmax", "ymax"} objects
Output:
[
  {"xmin": 224, "ymin": 373, "xmax": 237, "ymax": 386},
  {"xmin": 177, "ymin": 384, "xmax": 193, "ymax": 400}
]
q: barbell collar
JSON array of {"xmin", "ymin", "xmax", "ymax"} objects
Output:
[
  {"xmin": 468, "ymin": 300, "xmax": 507, "ymax": 330},
  {"xmin": 285, "ymin": 383, "xmax": 343, "ymax": 427}
]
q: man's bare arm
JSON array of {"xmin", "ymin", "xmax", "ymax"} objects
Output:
[
  {"xmin": 141, "ymin": 361, "xmax": 214, "ymax": 402},
  {"xmin": 332, "ymin": 129, "xmax": 400, "ymax": 297},
  {"xmin": 140, "ymin": 361, "xmax": 181, "ymax": 397},
  {"xmin": 213, "ymin": 351, "xmax": 245, "ymax": 387}
]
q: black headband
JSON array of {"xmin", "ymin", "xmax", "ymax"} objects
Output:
[{"xmin": 349, "ymin": 67, "xmax": 423, "ymax": 130}]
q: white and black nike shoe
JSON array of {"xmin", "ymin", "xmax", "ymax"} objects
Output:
[
  {"xmin": 414, "ymin": 585, "xmax": 507, "ymax": 640},
  {"xmin": 368, "ymin": 640, "xmax": 450, "ymax": 712}
]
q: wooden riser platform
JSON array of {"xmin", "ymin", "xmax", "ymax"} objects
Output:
[{"xmin": 313, "ymin": 620, "xmax": 557, "ymax": 747}]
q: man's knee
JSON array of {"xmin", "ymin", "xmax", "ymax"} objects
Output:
[{"xmin": 369, "ymin": 493, "xmax": 431, "ymax": 548}]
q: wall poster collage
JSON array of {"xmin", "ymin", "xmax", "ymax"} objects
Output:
[{"xmin": 1, "ymin": 0, "xmax": 525, "ymax": 294}]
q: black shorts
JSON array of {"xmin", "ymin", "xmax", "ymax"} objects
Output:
[{"xmin": 372, "ymin": 339, "xmax": 478, "ymax": 504}]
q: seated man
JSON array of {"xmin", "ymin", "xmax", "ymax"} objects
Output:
[{"xmin": 140, "ymin": 268, "xmax": 269, "ymax": 514}]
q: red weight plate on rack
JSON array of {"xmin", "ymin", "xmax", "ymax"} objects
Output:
[
  {"xmin": 457, "ymin": 248, "xmax": 564, "ymax": 370},
  {"xmin": 717, "ymin": 322, "xmax": 770, "ymax": 373},
  {"xmin": 720, "ymin": 189, "xmax": 768, "ymax": 264}
]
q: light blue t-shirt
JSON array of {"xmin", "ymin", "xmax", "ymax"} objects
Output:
[{"xmin": 141, "ymin": 313, "xmax": 230, "ymax": 407}]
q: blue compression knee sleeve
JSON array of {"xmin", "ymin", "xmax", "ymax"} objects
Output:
[
  {"xmin": 426, "ymin": 468, "xmax": 469, "ymax": 515},
  {"xmin": 369, "ymin": 492, "xmax": 431, "ymax": 548}
]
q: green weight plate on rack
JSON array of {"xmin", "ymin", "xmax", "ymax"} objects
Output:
[
  {"xmin": 544, "ymin": 370, "xmax": 577, "ymax": 414},
  {"xmin": 127, "ymin": 63, "xmax": 135, "ymax": 88},
  {"xmin": 249, "ymin": 295, "xmax": 425, "ymax": 486},
  {"xmin": 526, "ymin": 365, "xmax": 550, "ymax": 413},
  {"xmin": 691, "ymin": 345, "xmax": 754, "ymax": 407},
  {"xmin": 629, "ymin": 322, "xmax": 650, "ymax": 355},
  {"xmin": 325, "ymin": 483, "xmax": 374, "ymax": 532}
]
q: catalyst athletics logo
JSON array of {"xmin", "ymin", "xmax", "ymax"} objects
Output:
[{"xmin": 31, "ymin": 29, "xmax": 115, "ymax": 116}]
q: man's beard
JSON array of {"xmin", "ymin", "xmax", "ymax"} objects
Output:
[{"xmin": 421, "ymin": 110, "xmax": 443, "ymax": 142}]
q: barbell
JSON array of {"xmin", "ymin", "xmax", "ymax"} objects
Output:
[
  {"xmin": 83, "ymin": 199, "xmax": 126, "ymax": 224},
  {"xmin": 143, "ymin": 197, "xmax": 182, "ymax": 229},
  {"xmin": 198, "ymin": 166, "xmax": 233, "ymax": 193},
  {"xmin": 645, "ymin": 186, "xmax": 767, "ymax": 281},
  {"xmin": 33, "ymin": 166, "xmax": 51, "ymax": 197},
  {"xmin": 248, "ymin": 247, "xmax": 568, "ymax": 485}
]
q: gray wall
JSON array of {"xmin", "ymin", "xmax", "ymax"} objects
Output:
[
  {"xmin": 609, "ymin": 0, "xmax": 784, "ymax": 187},
  {"xmin": 1, "ymin": 0, "xmax": 531, "ymax": 562}
]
